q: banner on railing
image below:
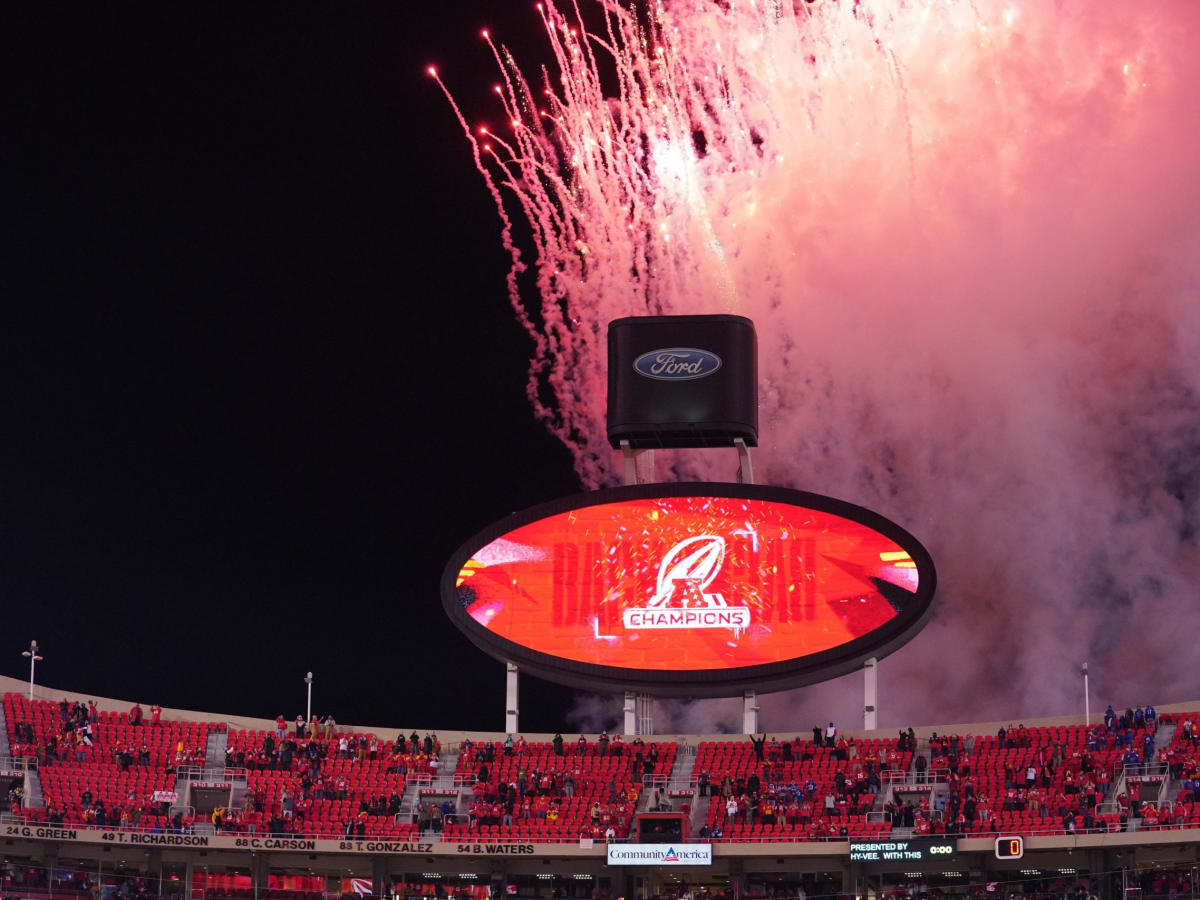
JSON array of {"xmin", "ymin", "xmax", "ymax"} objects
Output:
[
  {"xmin": 3, "ymin": 820, "xmax": 1198, "ymax": 860},
  {"xmin": 152, "ymin": 791, "xmax": 179, "ymax": 804},
  {"xmin": 0, "ymin": 824, "xmax": 556, "ymax": 857}
]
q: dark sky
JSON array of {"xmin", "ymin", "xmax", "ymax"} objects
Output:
[{"xmin": 3, "ymin": 5, "xmax": 593, "ymax": 732}]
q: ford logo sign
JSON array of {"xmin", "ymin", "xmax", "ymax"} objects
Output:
[{"xmin": 633, "ymin": 348, "xmax": 722, "ymax": 381}]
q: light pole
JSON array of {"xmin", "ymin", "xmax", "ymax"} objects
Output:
[
  {"xmin": 22, "ymin": 640, "xmax": 43, "ymax": 701},
  {"xmin": 304, "ymin": 672, "xmax": 313, "ymax": 722},
  {"xmin": 1081, "ymin": 662, "xmax": 1090, "ymax": 726}
]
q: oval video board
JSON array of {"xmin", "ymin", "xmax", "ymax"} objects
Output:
[{"xmin": 441, "ymin": 483, "xmax": 936, "ymax": 697}]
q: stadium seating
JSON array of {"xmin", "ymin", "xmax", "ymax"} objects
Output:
[
  {"xmin": 912, "ymin": 724, "xmax": 1131, "ymax": 835},
  {"xmin": 225, "ymin": 728, "xmax": 411, "ymax": 837},
  {"xmin": 7, "ymin": 691, "xmax": 1195, "ymax": 841},
  {"xmin": 693, "ymin": 737, "xmax": 902, "ymax": 841},
  {"xmin": 3, "ymin": 694, "xmax": 213, "ymax": 831},
  {"xmin": 450, "ymin": 739, "xmax": 676, "ymax": 840}
]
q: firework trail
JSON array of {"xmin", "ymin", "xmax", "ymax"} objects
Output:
[{"xmin": 433, "ymin": 0, "xmax": 1200, "ymax": 727}]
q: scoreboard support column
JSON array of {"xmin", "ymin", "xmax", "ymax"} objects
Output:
[
  {"xmin": 742, "ymin": 691, "xmax": 759, "ymax": 734},
  {"xmin": 505, "ymin": 662, "xmax": 519, "ymax": 734},
  {"xmin": 864, "ymin": 657, "xmax": 878, "ymax": 730}
]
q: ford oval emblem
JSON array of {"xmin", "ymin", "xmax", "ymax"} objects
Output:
[{"xmin": 633, "ymin": 347, "xmax": 723, "ymax": 381}]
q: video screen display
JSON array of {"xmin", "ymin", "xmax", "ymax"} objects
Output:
[{"xmin": 452, "ymin": 494, "xmax": 924, "ymax": 672}]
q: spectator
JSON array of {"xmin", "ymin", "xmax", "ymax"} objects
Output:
[{"xmin": 749, "ymin": 733, "xmax": 766, "ymax": 761}]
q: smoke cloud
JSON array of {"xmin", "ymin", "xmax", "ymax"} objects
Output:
[{"xmin": 444, "ymin": 0, "xmax": 1200, "ymax": 731}]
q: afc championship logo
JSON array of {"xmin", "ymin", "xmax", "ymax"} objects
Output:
[{"xmin": 622, "ymin": 535, "xmax": 751, "ymax": 632}]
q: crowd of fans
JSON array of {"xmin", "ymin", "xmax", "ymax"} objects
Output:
[
  {"xmin": 456, "ymin": 734, "xmax": 652, "ymax": 844},
  {"xmin": 703, "ymin": 764, "xmax": 880, "ymax": 836},
  {"xmin": 199, "ymin": 721, "xmax": 430, "ymax": 838},
  {"xmin": 454, "ymin": 733, "xmax": 662, "ymax": 839},
  {"xmin": 905, "ymin": 735, "xmax": 1112, "ymax": 835},
  {"xmin": 5, "ymin": 699, "xmax": 204, "ymax": 825},
  {"xmin": 230, "ymin": 723, "xmax": 442, "ymax": 777},
  {"xmin": 7, "ymin": 699, "xmax": 204, "ymax": 771},
  {"xmin": 692, "ymin": 725, "xmax": 902, "ymax": 840},
  {"xmin": 39, "ymin": 792, "xmax": 175, "ymax": 830},
  {"xmin": 892, "ymin": 704, "xmax": 1171, "ymax": 837},
  {"xmin": 6, "ymin": 696, "xmax": 1200, "ymax": 843}
]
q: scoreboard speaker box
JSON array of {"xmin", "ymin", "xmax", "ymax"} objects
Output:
[{"xmin": 607, "ymin": 314, "xmax": 758, "ymax": 449}]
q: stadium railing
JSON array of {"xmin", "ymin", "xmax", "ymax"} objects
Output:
[
  {"xmin": 176, "ymin": 766, "xmax": 248, "ymax": 783},
  {"xmin": 0, "ymin": 754, "xmax": 38, "ymax": 771},
  {"xmin": 2, "ymin": 811, "xmax": 1196, "ymax": 843}
]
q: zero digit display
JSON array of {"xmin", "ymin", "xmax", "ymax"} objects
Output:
[
  {"xmin": 442, "ymin": 483, "xmax": 936, "ymax": 696},
  {"xmin": 995, "ymin": 836, "xmax": 1025, "ymax": 860}
]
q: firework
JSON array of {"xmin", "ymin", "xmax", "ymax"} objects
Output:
[{"xmin": 432, "ymin": 0, "xmax": 1200, "ymax": 722}]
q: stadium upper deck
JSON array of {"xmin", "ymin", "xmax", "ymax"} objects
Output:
[
  {"xmin": 2, "ymin": 675, "xmax": 1199, "ymax": 841},
  {"xmin": 1, "ymin": 673, "xmax": 1199, "ymax": 900}
]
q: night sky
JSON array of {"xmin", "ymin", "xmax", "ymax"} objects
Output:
[{"xmin": 3, "ymin": 5, "xmax": 593, "ymax": 732}]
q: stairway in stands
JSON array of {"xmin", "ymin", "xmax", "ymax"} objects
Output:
[
  {"xmin": 402, "ymin": 750, "xmax": 461, "ymax": 822},
  {"xmin": 433, "ymin": 750, "xmax": 459, "ymax": 791},
  {"xmin": 398, "ymin": 775, "xmax": 424, "ymax": 825},
  {"xmin": 670, "ymin": 744, "xmax": 697, "ymax": 789},
  {"xmin": 1156, "ymin": 721, "xmax": 1181, "ymax": 802},
  {"xmin": 26, "ymin": 770, "xmax": 45, "ymax": 810},
  {"xmin": 206, "ymin": 729, "xmax": 229, "ymax": 769},
  {"xmin": 0, "ymin": 705, "xmax": 44, "ymax": 813},
  {"xmin": 0, "ymin": 705, "xmax": 11, "ymax": 759},
  {"xmin": 663, "ymin": 744, "xmax": 706, "ymax": 833}
]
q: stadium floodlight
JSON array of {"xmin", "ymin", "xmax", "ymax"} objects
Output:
[
  {"xmin": 304, "ymin": 671, "xmax": 313, "ymax": 722},
  {"xmin": 21, "ymin": 640, "xmax": 43, "ymax": 701}
]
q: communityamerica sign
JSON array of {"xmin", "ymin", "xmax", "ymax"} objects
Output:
[{"xmin": 606, "ymin": 844, "xmax": 714, "ymax": 866}]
